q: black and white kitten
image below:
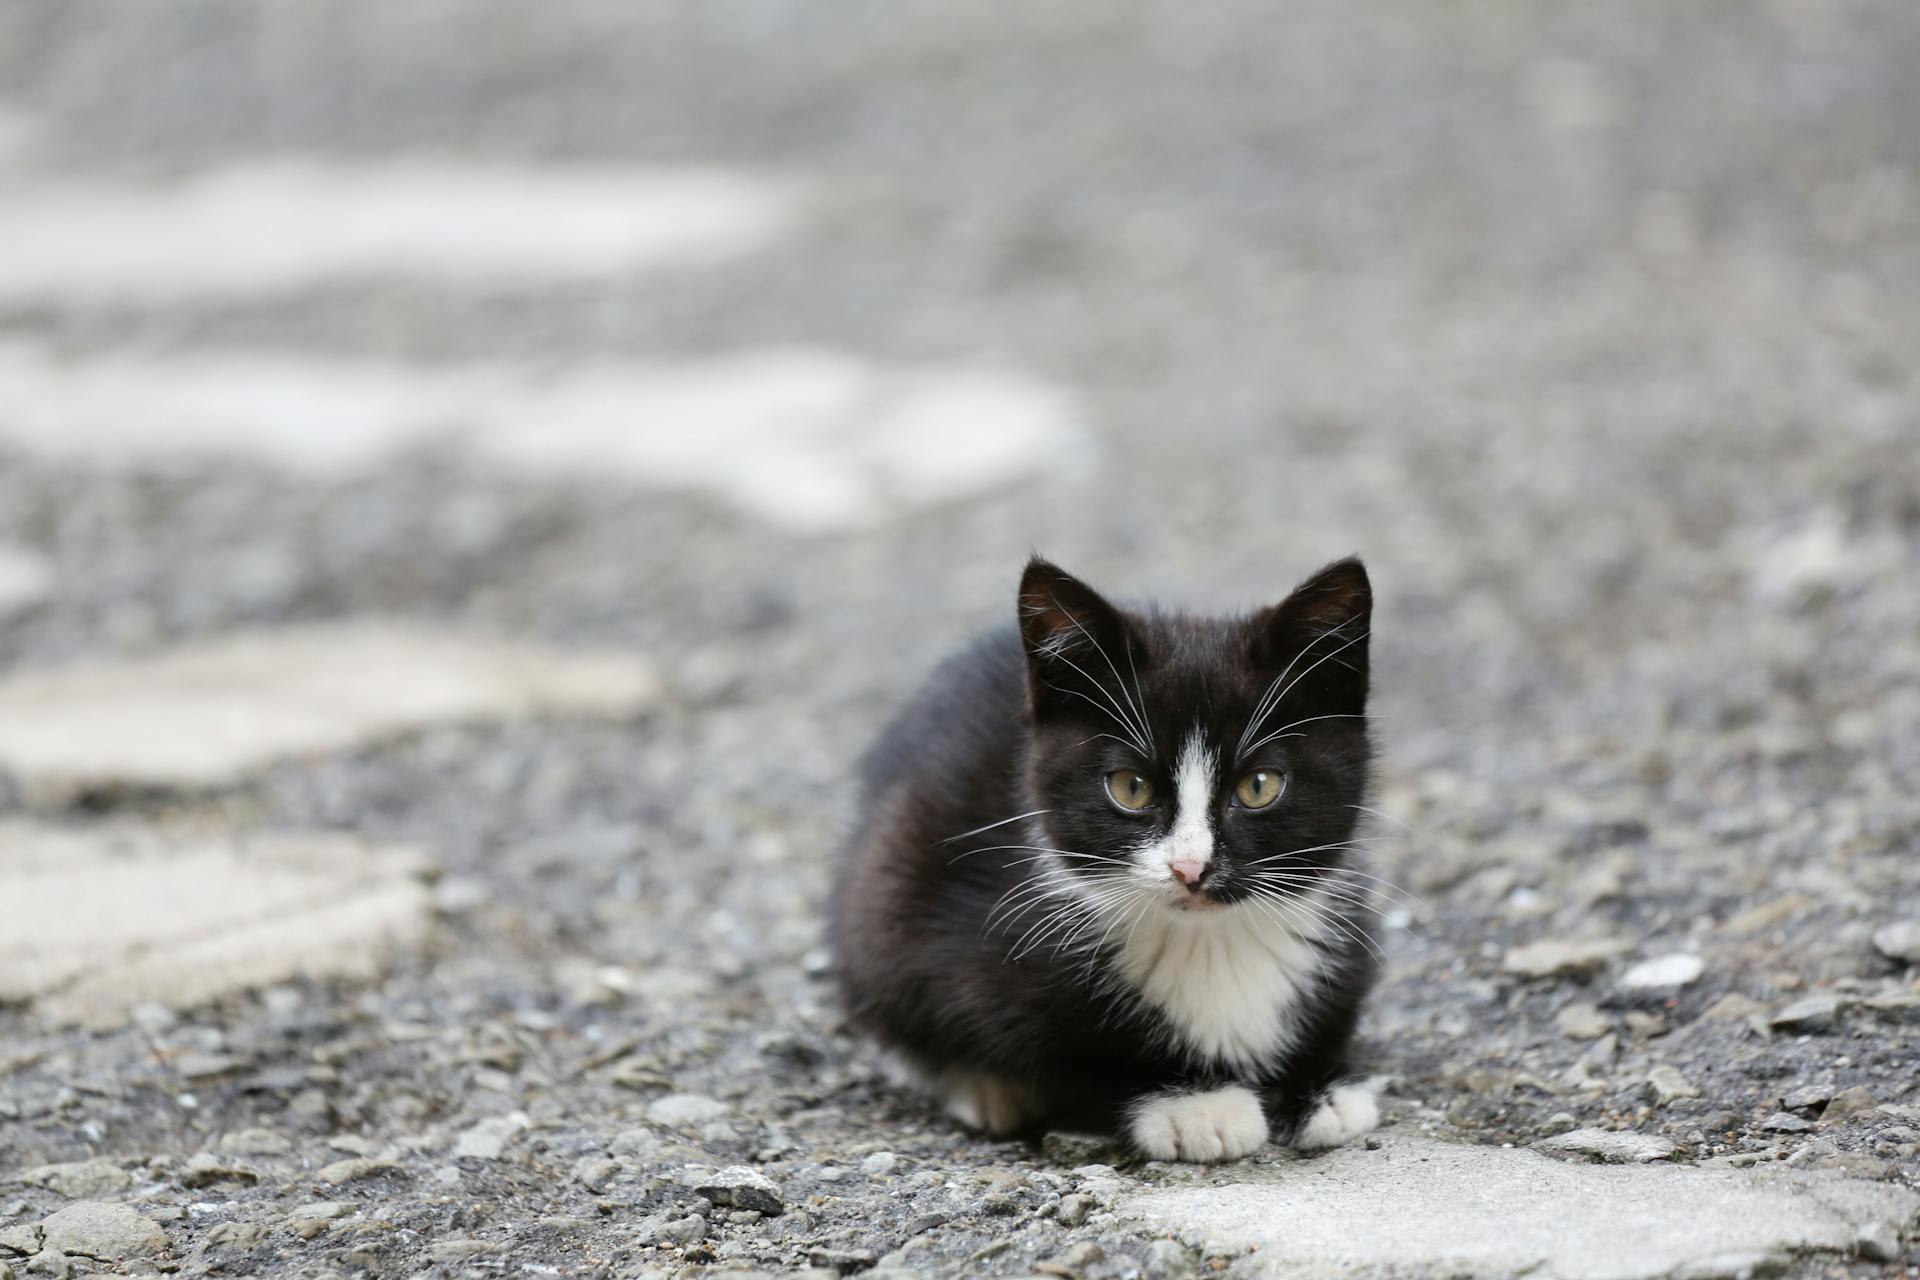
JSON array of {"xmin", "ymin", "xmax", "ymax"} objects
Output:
[{"xmin": 833, "ymin": 556, "xmax": 1382, "ymax": 1162}]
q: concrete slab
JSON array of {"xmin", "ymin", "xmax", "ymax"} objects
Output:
[
  {"xmin": 1118, "ymin": 1132, "xmax": 1918, "ymax": 1280},
  {"xmin": 0, "ymin": 346, "xmax": 1084, "ymax": 529},
  {"xmin": 0, "ymin": 821, "xmax": 436, "ymax": 1028},
  {"xmin": 0, "ymin": 622, "xmax": 657, "ymax": 802},
  {"xmin": 0, "ymin": 161, "xmax": 798, "ymax": 303},
  {"xmin": 0, "ymin": 544, "xmax": 52, "ymax": 618},
  {"xmin": 468, "ymin": 349, "xmax": 1085, "ymax": 530}
]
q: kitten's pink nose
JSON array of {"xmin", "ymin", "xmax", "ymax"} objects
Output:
[{"xmin": 1168, "ymin": 859, "xmax": 1208, "ymax": 889}]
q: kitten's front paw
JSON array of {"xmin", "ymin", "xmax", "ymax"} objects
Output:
[
  {"xmin": 1294, "ymin": 1083, "xmax": 1379, "ymax": 1151},
  {"xmin": 1129, "ymin": 1087, "xmax": 1268, "ymax": 1163}
]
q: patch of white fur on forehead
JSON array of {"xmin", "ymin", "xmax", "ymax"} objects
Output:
[{"xmin": 1138, "ymin": 727, "xmax": 1216, "ymax": 874}]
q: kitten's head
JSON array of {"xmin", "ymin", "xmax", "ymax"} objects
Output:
[{"xmin": 1018, "ymin": 555, "xmax": 1372, "ymax": 919}]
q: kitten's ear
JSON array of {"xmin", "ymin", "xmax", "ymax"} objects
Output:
[
  {"xmin": 1018, "ymin": 558, "xmax": 1143, "ymax": 724},
  {"xmin": 1249, "ymin": 557, "xmax": 1371, "ymax": 715}
]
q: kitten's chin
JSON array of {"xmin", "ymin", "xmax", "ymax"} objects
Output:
[{"xmin": 1165, "ymin": 889, "xmax": 1229, "ymax": 914}]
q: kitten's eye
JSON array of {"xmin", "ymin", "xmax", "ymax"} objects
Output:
[
  {"xmin": 1105, "ymin": 769, "xmax": 1156, "ymax": 811},
  {"xmin": 1234, "ymin": 770, "xmax": 1284, "ymax": 809}
]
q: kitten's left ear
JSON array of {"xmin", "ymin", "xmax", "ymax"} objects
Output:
[{"xmin": 1250, "ymin": 557, "xmax": 1372, "ymax": 714}]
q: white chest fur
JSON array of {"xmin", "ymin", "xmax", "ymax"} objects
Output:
[{"xmin": 1115, "ymin": 907, "xmax": 1322, "ymax": 1071}]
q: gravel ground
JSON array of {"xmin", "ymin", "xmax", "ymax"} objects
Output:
[{"xmin": 1, "ymin": 2, "xmax": 1918, "ymax": 1278}]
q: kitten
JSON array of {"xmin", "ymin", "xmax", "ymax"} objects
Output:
[{"xmin": 833, "ymin": 556, "xmax": 1382, "ymax": 1162}]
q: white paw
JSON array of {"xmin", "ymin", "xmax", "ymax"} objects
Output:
[
  {"xmin": 1129, "ymin": 1087, "xmax": 1268, "ymax": 1163},
  {"xmin": 937, "ymin": 1069, "xmax": 1032, "ymax": 1136},
  {"xmin": 1293, "ymin": 1083, "xmax": 1379, "ymax": 1151}
]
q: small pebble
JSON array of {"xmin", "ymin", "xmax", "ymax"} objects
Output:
[
  {"xmin": 1619, "ymin": 953, "xmax": 1704, "ymax": 990},
  {"xmin": 1057, "ymin": 1193, "xmax": 1096, "ymax": 1227},
  {"xmin": 655, "ymin": 1214, "xmax": 705, "ymax": 1245}
]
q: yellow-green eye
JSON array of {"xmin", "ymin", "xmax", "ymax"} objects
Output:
[
  {"xmin": 1235, "ymin": 770, "xmax": 1284, "ymax": 809},
  {"xmin": 1105, "ymin": 769, "xmax": 1156, "ymax": 811}
]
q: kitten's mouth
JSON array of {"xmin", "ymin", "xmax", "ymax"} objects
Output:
[{"xmin": 1165, "ymin": 885, "xmax": 1228, "ymax": 912}]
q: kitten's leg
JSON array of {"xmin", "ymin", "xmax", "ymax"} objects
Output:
[
  {"xmin": 934, "ymin": 1067, "xmax": 1035, "ymax": 1136},
  {"xmin": 1127, "ymin": 1086, "xmax": 1268, "ymax": 1163},
  {"xmin": 1289, "ymin": 1081, "xmax": 1380, "ymax": 1151}
]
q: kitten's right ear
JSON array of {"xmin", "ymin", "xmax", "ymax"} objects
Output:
[
  {"xmin": 1018, "ymin": 558, "xmax": 1141, "ymax": 724},
  {"xmin": 1249, "ymin": 557, "xmax": 1372, "ymax": 715}
]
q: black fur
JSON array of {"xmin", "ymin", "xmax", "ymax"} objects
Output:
[{"xmin": 833, "ymin": 556, "xmax": 1379, "ymax": 1148}]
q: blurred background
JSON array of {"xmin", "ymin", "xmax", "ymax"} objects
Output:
[{"xmin": 0, "ymin": 0, "xmax": 1917, "ymax": 1269}]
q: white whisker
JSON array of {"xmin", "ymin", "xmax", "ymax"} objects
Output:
[{"xmin": 938, "ymin": 809, "xmax": 1053, "ymax": 845}]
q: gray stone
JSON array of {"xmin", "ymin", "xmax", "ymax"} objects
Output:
[
  {"xmin": 16, "ymin": 1162, "xmax": 130, "ymax": 1200},
  {"xmin": 1823, "ymin": 1086, "xmax": 1878, "ymax": 1121},
  {"xmin": 859, "ymin": 1151, "xmax": 899, "ymax": 1177},
  {"xmin": 1141, "ymin": 1239, "xmax": 1197, "ymax": 1280},
  {"xmin": 1118, "ymin": 1133, "xmax": 1919, "ymax": 1279},
  {"xmin": 1503, "ymin": 938, "xmax": 1628, "ymax": 979},
  {"xmin": 428, "ymin": 1238, "xmax": 503, "ymax": 1262},
  {"xmin": 0, "ymin": 821, "xmax": 435, "ymax": 1029},
  {"xmin": 178, "ymin": 1153, "xmax": 258, "ymax": 1187},
  {"xmin": 1057, "ymin": 1193, "xmax": 1096, "ymax": 1227},
  {"xmin": 1555, "ymin": 1002, "xmax": 1610, "ymax": 1040},
  {"xmin": 216, "ymin": 1127, "xmax": 291, "ymax": 1156},
  {"xmin": 314, "ymin": 1157, "xmax": 404, "ymax": 1185},
  {"xmin": 574, "ymin": 1156, "xmax": 619, "ymax": 1189},
  {"xmin": 0, "ymin": 546, "xmax": 50, "ymax": 619},
  {"xmin": 1770, "ymin": 994, "xmax": 1843, "ymax": 1033},
  {"xmin": 0, "ymin": 623, "xmax": 658, "ymax": 801},
  {"xmin": 1036, "ymin": 1242, "xmax": 1104, "ymax": 1277},
  {"xmin": 1618, "ymin": 953, "xmax": 1704, "ymax": 990},
  {"xmin": 37, "ymin": 1203, "xmax": 166, "ymax": 1262},
  {"xmin": 1646, "ymin": 1067, "xmax": 1700, "ymax": 1104},
  {"xmin": 646, "ymin": 1093, "xmax": 728, "ymax": 1127},
  {"xmin": 1872, "ymin": 921, "xmax": 1920, "ymax": 964},
  {"xmin": 0, "ymin": 1226, "xmax": 40, "ymax": 1256},
  {"xmin": 1043, "ymin": 1132, "xmax": 1124, "ymax": 1165},
  {"xmin": 1761, "ymin": 1112, "xmax": 1814, "ymax": 1133},
  {"xmin": 285, "ymin": 1204, "xmax": 349, "ymax": 1241},
  {"xmin": 286, "ymin": 1202, "xmax": 352, "ymax": 1221},
  {"xmin": 809, "ymin": 1247, "xmax": 877, "ymax": 1272},
  {"xmin": 692, "ymin": 1165, "xmax": 784, "ymax": 1215},
  {"xmin": 0, "ymin": 165, "xmax": 800, "ymax": 307},
  {"xmin": 1781, "ymin": 1085, "xmax": 1833, "ymax": 1113},
  {"xmin": 452, "ymin": 1111, "xmax": 530, "ymax": 1160},
  {"xmin": 655, "ymin": 1214, "xmax": 705, "ymax": 1245},
  {"xmin": 1535, "ymin": 1128, "xmax": 1677, "ymax": 1164}
]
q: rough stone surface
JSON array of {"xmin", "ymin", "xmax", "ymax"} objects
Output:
[
  {"xmin": 0, "ymin": 163, "xmax": 799, "ymax": 304},
  {"xmin": 452, "ymin": 1112, "xmax": 529, "ymax": 1160},
  {"xmin": 1873, "ymin": 922, "xmax": 1920, "ymax": 964},
  {"xmin": 1535, "ymin": 1129, "xmax": 1678, "ymax": 1164},
  {"xmin": 0, "ymin": 623, "xmax": 657, "ymax": 801},
  {"xmin": 1121, "ymin": 1134, "xmax": 1919, "ymax": 1280},
  {"xmin": 1771, "ymin": 994, "xmax": 1844, "ymax": 1033},
  {"xmin": 0, "ymin": 546, "xmax": 51, "ymax": 619},
  {"xmin": 0, "ymin": 822, "xmax": 434, "ymax": 1027},
  {"xmin": 37, "ymin": 1202, "xmax": 166, "ymax": 1262},
  {"xmin": 15, "ymin": 1161, "xmax": 130, "ymax": 1200},
  {"xmin": 1646, "ymin": 1067, "xmax": 1700, "ymax": 1105},
  {"xmin": 1503, "ymin": 939, "xmax": 1628, "ymax": 980},
  {"xmin": 0, "ymin": 349, "xmax": 1082, "ymax": 532},
  {"xmin": 692, "ymin": 1166, "xmax": 785, "ymax": 1216},
  {"xmin": 1619, "ymin": 953, "xmax": 1704, "ymax": 990},
  {"xmin": 645, "ymin": 1094, "xmax": 729, "ymax": 1127}
]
